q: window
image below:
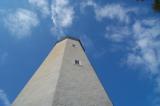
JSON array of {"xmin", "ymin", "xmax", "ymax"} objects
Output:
[
  {"xmin": 72, "ymin": 44, "xmax": 76, "ymax": 47},
  {"xmin": 75, "ymin": 59, "xmax": 81, "ymax": 65}
]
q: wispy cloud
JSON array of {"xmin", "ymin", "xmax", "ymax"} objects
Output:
[
  {"xmin": 28, "ymin": 0, "xmax": 50, "ymax": 17},
  {"xmin": 82, "ymin": 0, "xmax": 137, "ymax": 23},
  {"xmin": 128, "ymin": 20, "xmax": 160, "ymax": 105},
  {"xmin": 83, "ymin": 1, "xmax": 160, "ymax": 76},
  {"xmin": 1, "ymin": 0, "xmax": 76, "ymax": 39},
  {"xmin": 95, "ymin": 4, "xmax": 130, "ymax": 23},
  {"xmin": 0, "ymin": 89, "xmax": 10, "ymax": 106},
  {"xmin": 51, "ymin": 0, "xmax": 75, "ymax": 38},
  {"xmin": 82, "ymin": 1, "xmax": 160, "ymax": 105},
  {"xmin": 4, "ymin": 8, "xmax": 39, "ymax": 39},
  {"xmin": 129, "ymin": 19, "xmax": 160, "ymax": 74},
  {"xmin": 105, "ymin": 25, "xmax": 132, "ymax": 42}
]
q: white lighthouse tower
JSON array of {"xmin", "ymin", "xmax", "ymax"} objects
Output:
[{"xmin": 12, "ymin": 37, "xmax": 113, "ymax": 106}]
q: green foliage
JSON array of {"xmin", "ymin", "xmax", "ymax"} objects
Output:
[{"xmin": 153, "ymin": 0, "xmax": 160, "ymax": 11}]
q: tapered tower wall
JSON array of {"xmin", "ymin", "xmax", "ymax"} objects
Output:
[
  {"xmin": 12, "ymin": 39, "xmax": 67, "ymax": 106},
  {"xmin": 12, "ymin": 37, "xmax": 113, "ymax": 106}
]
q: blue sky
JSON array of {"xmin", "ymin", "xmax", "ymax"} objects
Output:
[{"xmin": 0, "ymin": 0, "xmax": 160, "ymax": 106}]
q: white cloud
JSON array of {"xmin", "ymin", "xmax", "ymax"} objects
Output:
[
  {"xmin": 104, "ymin": 7, "xmax": 160, "ymax": 104},
  {"xmin": 4, "ymin": 8, "xmax": 39, "ymax": 39},
  {"xmin": 51, "ymin": 0, "xmax": 75, "ymax": 36},
  {"xmin": 28, "ymin": 0, "xmax": 50, "ymax": 17},
  {"xmin": 51, "ymin": 0, "xmax": 74, "ymax": 27},
  {"xmin": 95, "ymin": 4, "xmax": 130, "ymax": 23},
  {"xmin": 50, "ymin": 26, "xmax": 64, "ymax": 39},
  {"xmin": 82, "ymin": 0, "xmax": 137, "ymax": 23},
  {"xmin": 82, "ymin": 1, "xmax": 160, "ymax": 77},
  {"xmin": 0, "ymin": 89, "xmax": 10, "ymax": 106},
  {"xmin": 1, "ymin": 0, "xmax": 75, "ymax": 39},
  {"xmin": 93, "ymin": 4, "xmax": 160, "ymax": 75},
  {"xmin": 105, "ymin": 25, "xmax": 131, "ymax": 42},
  {"xmin": 83, "ymin": 1, "xmax": 160, "ymax": 102},
  {"xmin": 81, "ymin": 0, "xmax": 97, "ymax": 9},
  {"xmin": 81, "ymin": 1, "xmax": 138, "ymax": 42},
  {"xmin": 129, "ymin": 20, "xmax": 160, "ymax": 75},
  {"xmin": 127, "ymin": 54, "xmax": 144, "ymax": 66}
]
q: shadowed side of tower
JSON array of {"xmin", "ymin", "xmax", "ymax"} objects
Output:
[{"xmin": 12, "ymin": 37, "xmax": 113, "ymax": 106}]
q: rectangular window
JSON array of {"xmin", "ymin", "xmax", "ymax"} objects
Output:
[
  {"xmin": 75, "ymin": 60, "xmax": 80, "ymax": 65},
  {"xmin": 72, "ymin": 44, "xmax": 76, "ymax": 47}
]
